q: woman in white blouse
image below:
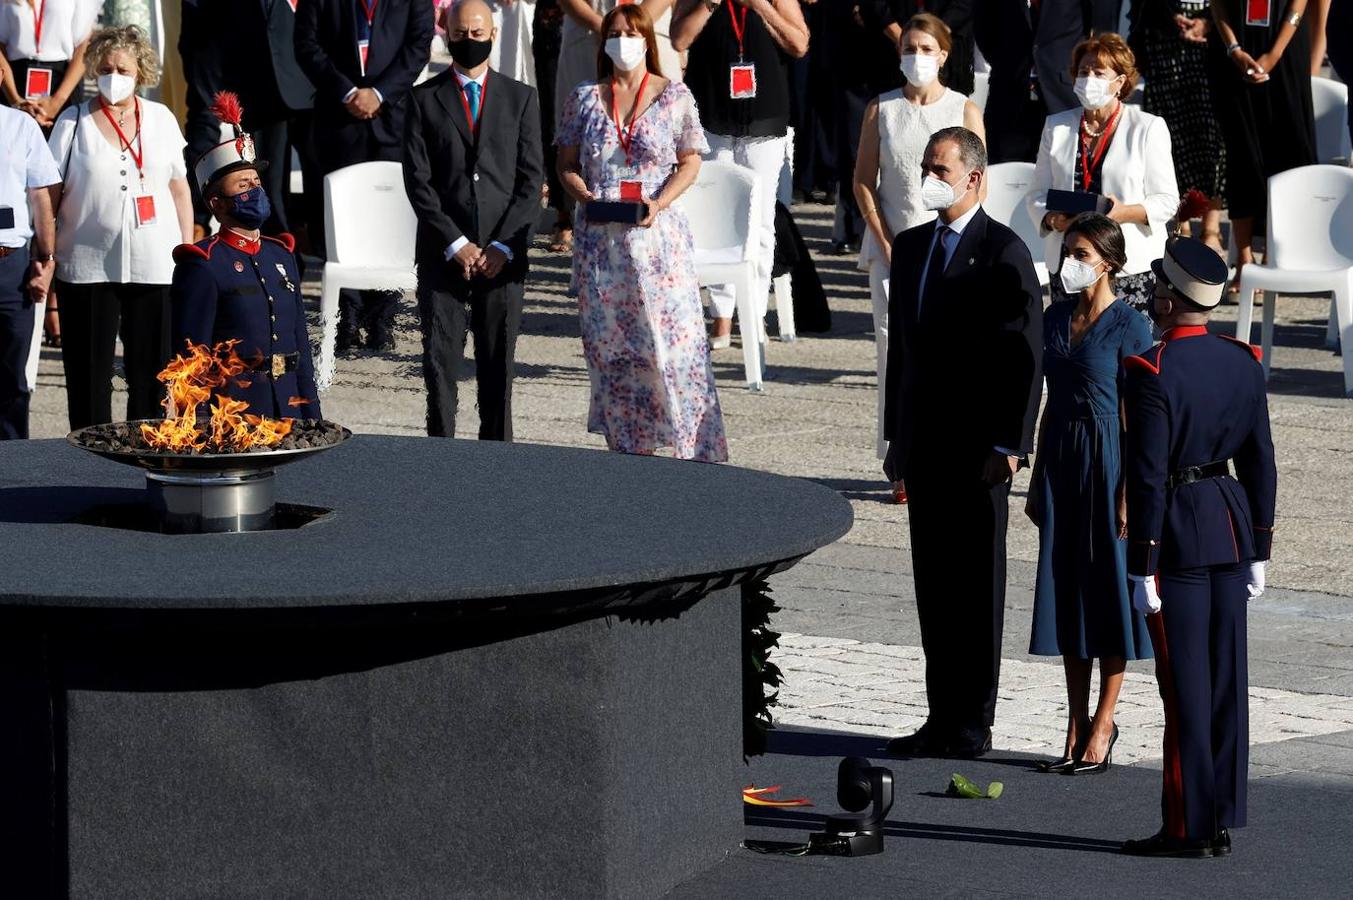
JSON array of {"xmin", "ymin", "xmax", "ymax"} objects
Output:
[
  {"xmin": 48, "ymin": 25, "xmax": 193, "ymax": 429},
  {"xmin": 0, "ymin": 0, "xmax": 103, "ymax": 128},
  {"xmin": 851, "ymin": 13, "xmax": 984, "ymax": 502},
  {"xmin": 1026, "ymin": 33, "xmax": 1178, "ymax": 313}
]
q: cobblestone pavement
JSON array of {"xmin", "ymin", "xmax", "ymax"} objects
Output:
[{"xmin": 27, "ymin": 202, "xmax": 1353, "ymax": 773}]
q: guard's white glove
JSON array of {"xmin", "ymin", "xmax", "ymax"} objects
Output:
[
  {"xmin": 1246, "ymin": 561, "xmax": 1267, "ymax": 601},
  {"xmin": 1129, "ymin": 575, "xmax": 1162, "ymax": 615}
]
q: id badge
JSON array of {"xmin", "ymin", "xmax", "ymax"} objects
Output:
[
  {"xmin": 0, "ymin": 206, "xmax": 14, "ymax": 231},
  {"xmin": 134, "ymin": 195, "xmax": 157, "ymax": 228},
  {"xmin": 24, "ymin": 67, "xmax": 53, "ymax": 99},
  {"xmin": 1245, "ymin": 0, "xmax": 1270, "ymax": 26},
  {"xmin": 729, "ymin": 63, "xmax": 757, "ymax": 99},
  {"xmin": 357, "ymin": 39, "xmax": 370, "ymax": 75}
]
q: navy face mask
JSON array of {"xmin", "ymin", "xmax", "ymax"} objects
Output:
[{"xmin": 226, "ymin": 186, "xmax": 272, "ymax": 230}]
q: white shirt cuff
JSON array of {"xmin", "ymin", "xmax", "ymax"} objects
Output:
[
  {"xmin": 489, "ymin": 241, "xmax": 513, "ymax": 261},
  {"xmin": 343, "ymin": 87, "xmax": 358, "ymax": 103},
  {"xmin": 994, "ymin": 446, "xmax": 1026, "ymax": 460},
  {"xmin": 372, "ymin": 87, "xmax": 384, "ymax": 104},
  {"xmin": 445, "ymin": 235, "xmax": 469, "ymax": 260}
]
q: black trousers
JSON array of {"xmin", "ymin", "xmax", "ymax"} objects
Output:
[
  {"xmin": 417, "ymin": 274, "xmax": 523, "ymax": 441},
  {"xmin": 57, "ymin": 281, "xmax": 170, "ymax": 430},
  {"xmin": 906, "ymin": 472, "xmax": 1011, "ymax": 731},
  {"xmin": 1149, "ymin": 563, "xmax": 1249, "ymax": 841},
  {"xmin": 0, "ymin": 249, "xmax": 33, "ymax": 440}
]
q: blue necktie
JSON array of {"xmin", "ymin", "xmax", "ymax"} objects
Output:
[{"xmin": 464, "ymin": 81, "xmax": 481, "ymax": 125}]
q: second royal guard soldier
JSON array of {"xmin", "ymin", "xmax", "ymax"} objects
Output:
[
  {"xmin": 1120, "ymin": 236, "xmax": 1277, "ymax": 859},
  {"xmin": 169, "ymin": 92, "xmax": 321, "ymax": 420}
]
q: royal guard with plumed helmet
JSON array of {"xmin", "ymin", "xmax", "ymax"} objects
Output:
[
  {"xmin": 1120, "ymin": 236, "xmax": 1277, "ymax": 859},
  {"xmin": 169, "ymin": 92, "xmax": 320, "ymax": 420}
]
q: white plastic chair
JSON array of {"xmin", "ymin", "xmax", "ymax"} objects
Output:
[
  {"xmin": 24, "ymin": 303, "xmax": 43, "ymax": 400},
  {"xmin": 969, "ymin": 71, "xmax": 989, "ymax": 113},
  {"xmin": 1311, "ymin": 76, "xmax": 1352, "ymax": 165},
  {"xmin": 983, "ymin": 161, "xmax": 1049, "ymax": 287},
  {"xmin": 772, "ymin": 127, "xmax": 796, "ymax": 342},
  {"xmin": 674, "ymin": 159, "xmax": 765, "ymax": 390},
  {"xmin": 318, "ymin": 160, "xmax": 418, "ymax": 390},
  {"xmin": 1234, "ymin": 164, "xmax": 1353, "ymax": 397}
]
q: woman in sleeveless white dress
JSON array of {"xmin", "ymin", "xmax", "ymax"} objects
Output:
[{"xmin": 851, "ymin": 14, "xmax": 985, "ymax": 495}]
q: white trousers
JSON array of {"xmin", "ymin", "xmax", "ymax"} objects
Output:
[
  {"xmin": 869, "ymin": 260, "xmax": 889, "ymax": 460},
  {"xmin": 702, "ymin": 131, "xmax": 789, "ymax": 320}
]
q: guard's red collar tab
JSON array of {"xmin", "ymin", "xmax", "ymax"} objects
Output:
[
  {"xmin": 1160, "ymin": 325, "xmax": 1209, "ymax": 342},
  {"xmin": 219, "ymin": 230, "xmax": 262, "ymax": 255},
  {"xmin": 172, "ymin": 236, "xmax": 219, "ymax": 263},
  {"xmin": 1219, "ymin": 333, "xmax": 1264, "ymax": 362},
  {"xmin": 263, "ymin": 232, "xmax": 296, "ymax": 254}
]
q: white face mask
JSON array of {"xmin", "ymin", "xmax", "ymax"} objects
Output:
[
  {"xmin": 604, "ymin": 36, "xmax": 647, "ymax": 72},
  {"xmin": 1074, "ymin": 75, "xmax": 1120, "ymax": 111},
  {"xmin": 900, "ymin": 53, "xmax": 940, "ymax": 87},
  {"xmin": 920, "ymin": 170, "xmax": 970, "ymax": 211},
  {"xmin": 97, "ymin": 72, "xmax": 137, "ymax": 104},
  {"xmin": 1059, "ymin": 257, "xmax": 1104, "ymax": 294}
]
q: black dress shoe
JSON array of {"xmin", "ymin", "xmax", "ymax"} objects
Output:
[
  {"xmin": 1069, "ymin": 723, "xmax": 1118, "ymax": 775},
  {"xmin": 886, "ymin": 723, "xmax": 949, "ymax": 758},
  {"xmin": 1212, "ymin": 829, "xmax": 1231, "ymax": 857},
  {"xmin": 825, "ymin": 240, "xmax": 852, "ymax": 256},
  {"xmin": 1121, "ymin": 831, "xmax": 1215, "ymax": 858},
  {"xmin": 1037, "ymin": 733, "xmax": 1087, "ymax": 773},
  {"xmin": 948, "ymin": 728, "xmax": 992, "ymax": 759}
]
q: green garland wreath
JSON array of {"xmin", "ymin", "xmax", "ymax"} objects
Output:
[{"xmin": 742, "ymin": 578, "xmax": 782, "ymax": 760}]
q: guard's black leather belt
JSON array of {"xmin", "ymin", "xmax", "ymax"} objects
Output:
[
  {"xmin": 1167, "ymin": 459, "xmax": 1231, "ymax": 489},
  {"xmin": 248, "ymin": 352, "xmax": 300, "ymax": 379}
]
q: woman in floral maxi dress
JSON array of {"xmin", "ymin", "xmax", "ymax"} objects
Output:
[{"xmin": 555, "ymin": 5, "xmax": 726, "ymax": 462}]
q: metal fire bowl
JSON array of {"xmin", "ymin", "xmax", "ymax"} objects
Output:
[
  {"xmin": 67, "ymin": 421, "xmax": 352, "ymax": 533},
  {"xmin": 66, "ymin": 420, "xmax": 352, "ymax": 476}
]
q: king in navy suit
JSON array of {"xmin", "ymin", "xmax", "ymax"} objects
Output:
[
  {"xmin": 1121, "ymin": 237, "xmax": 1277, "ymax": 859},
  {"xmin": 169, "ymin": 93, "xmax": 321, "ymax": 420}
]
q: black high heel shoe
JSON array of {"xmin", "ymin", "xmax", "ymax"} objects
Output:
[
  {"xmin": 1036, "ymin": 735, "xmax": 1088, "ymax": 774},
  {"xmin": 1068, "ymin": 724, "xmax": 1118, "ymax": 775}
]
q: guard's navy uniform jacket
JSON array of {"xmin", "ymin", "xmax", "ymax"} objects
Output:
[
  {"xmin": 1124, "ymin": 324, "xmax": 1277, "ymax": 843},
  {"xmin": 169, "ymin": 230, "xmax": 321, "ymax": 420}
]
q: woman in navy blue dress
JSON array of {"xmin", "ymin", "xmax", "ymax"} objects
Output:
[{"xmin": 1027, "ymin": 213, "xmax": 1153, "ymax": 775}]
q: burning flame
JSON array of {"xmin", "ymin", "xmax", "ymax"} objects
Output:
[{"xmin": 140, "ymin": 340, "xmax": 294, "ymax": 453}]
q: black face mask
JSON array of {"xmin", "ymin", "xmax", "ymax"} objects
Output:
[{"xmin": 448, "ymin": 37, "xmax": 493, "ymax": 70}]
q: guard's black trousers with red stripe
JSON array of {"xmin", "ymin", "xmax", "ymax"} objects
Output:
[{"xmin": 1147, "ymin": 563, "xmax": 1249, "ymax": 841}]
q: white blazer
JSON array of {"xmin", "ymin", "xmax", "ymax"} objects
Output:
[{"xmin": 1026, "ymin": 104, "xmax": 1179, "ymax": 277}]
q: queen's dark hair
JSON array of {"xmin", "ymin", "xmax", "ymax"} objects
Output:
[{"xmin": 1063, "ymin": 212, "xmax": 1127, "ymax": 275}]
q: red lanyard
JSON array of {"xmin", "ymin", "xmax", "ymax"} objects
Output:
[
  {"xmin": 727, "ymin": 2, "xmax": 749, "ymax": 59},
  {"xmin": 98, "ymin": 97, "xmax": 145, "ymax": 181},
  {"xmin": 31, "ymin": 0, "xmax": 46, "ymax": 53},
  {"xmin": 358, "ymin": 0, "xmax": 377, "ymax": 24},
  {"xmin": 610, "ymin": 70, "xmax": 651, "ymax": 166},
  {"xmin": 458, "ymin": 75, "xmax": 486, "ymax": 134},
  {"xmin": 1079, "ymin": 101, "xmax": 1122, "ymax": 192}
]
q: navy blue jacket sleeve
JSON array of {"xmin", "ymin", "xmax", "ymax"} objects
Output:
[
  {"xmin": 1124, "ymin": 359, "xmax": 1169, "ymax": 575},
  {"xmin": 1233, "ymin": 363, "xmax": 1277, "ymax": 560},
  {"xmin": 487, "ymin": 86, "xmax": 544, "ymax": 254},
  {"xmin": 989, "ymin": 233, "xmax": 1043, "ymax": 458},
  {"xmin": 371, "ymin": 1, "xmax": 434, "ymax": 107},
  {"xmin": 170, "ymin": 253, "xmax": 219, "ymax": 354}
]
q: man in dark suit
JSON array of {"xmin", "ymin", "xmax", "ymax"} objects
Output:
[
  {"xmin": 974, "ymin": 0, "xmax": 1121, "ymax": 163},
  {"xmin": 181, "ymin": 0, "xmax": 317, "ymax": 237},
  {"xmin": 882, "ymin": 126, "xmax": 1042, "ymax": 759},
  {"xmin": 1121, "ymin": 238, "xmax": 1276, "ymax": 859},
  {"xmin": 295, "ymin": 0, "xmax": 433, "ymax": 353},
  {"xmin": 402, "ymin": 0, "xmax": 542, "ymax": 441}
]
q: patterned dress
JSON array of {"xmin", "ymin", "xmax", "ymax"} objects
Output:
[{"xmin": 556, "ymin": 81, "xmax": 728, "ymax": 463}]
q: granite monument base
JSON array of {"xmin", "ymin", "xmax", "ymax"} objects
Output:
[{"xmin": 7, "ymin": 587, "xmax": 741, "ymax": 898}]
